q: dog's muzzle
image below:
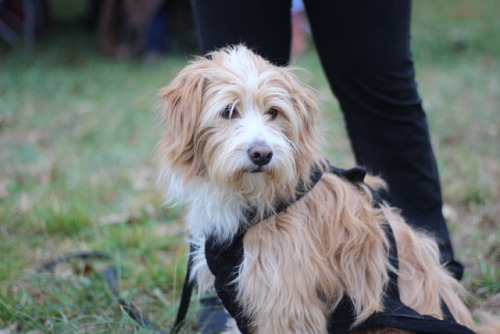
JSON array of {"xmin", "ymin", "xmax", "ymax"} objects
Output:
[{"xmin": 248, "ymin": 142, "xmax": 273, "ymax": 167}]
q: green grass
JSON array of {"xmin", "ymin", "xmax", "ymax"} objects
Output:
[{"xmin": 1, "ymin": 0, "xmax": 499, "ymax": 332}]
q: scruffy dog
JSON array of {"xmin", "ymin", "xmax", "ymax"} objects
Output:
[{"xmin": 157, "ymin": 46, "xmax": 496, "ymax": 333}]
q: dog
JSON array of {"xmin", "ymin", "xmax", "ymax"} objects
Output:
[{"xmin": 157, "ymin": 46, "xmax": 497, "ymax": 333}]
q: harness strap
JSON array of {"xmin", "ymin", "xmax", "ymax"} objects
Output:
[
  {"xmin": 242, "ymin": 166, "xmax": 324, "ymax": 226},
  {"xmin": 172, "ymin": 243, "xmax": 196, "ymax": 333},
  {"xmin": 382, "ymin": 222, "xmax": 401, "ymax": 300}
]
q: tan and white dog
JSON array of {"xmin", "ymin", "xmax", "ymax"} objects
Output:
[{"xmin": 157, "ymin": 46, "xmax": 497, "ymax": 334}]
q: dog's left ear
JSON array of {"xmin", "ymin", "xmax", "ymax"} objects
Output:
[
  {"xmin": 281, "ymin": 68, "xmax": 321, "ymax": 165},
  {"xmin": 159, "ymin": 60, "xmax": 208, "ymax": 176}
]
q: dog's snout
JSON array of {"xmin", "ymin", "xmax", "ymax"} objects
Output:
[{"xmin": 248, "ymin": 143, "xmax": 273, "ymax": 166}]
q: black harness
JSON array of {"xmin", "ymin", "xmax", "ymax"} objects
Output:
[{"xmin": 176, "ymin": 166, "xmax": 475, "ymax": 334}]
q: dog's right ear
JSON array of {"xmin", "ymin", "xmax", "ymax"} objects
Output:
[{"xmin": 159, "ymin": 61, "xmax": 207, "ymax": 174}]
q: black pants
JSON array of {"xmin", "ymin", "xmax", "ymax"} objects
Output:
[{"xmin": 190, "ymin": 0, "xmax": 463, "ymax": 279}]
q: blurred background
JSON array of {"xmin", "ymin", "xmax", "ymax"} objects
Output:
[{"xmin": 0, "ymin": 0, "xmax": 499, "ymax": 333}]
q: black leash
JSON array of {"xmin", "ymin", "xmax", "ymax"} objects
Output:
[
  {"xmin": 38, "ymin": 252, "xmax": 167, "ymax": 333},
  {"xmin": 37, "ymin": 251, "xmax": 111, "ymax": 271},
  {"xmin": 104, "ymin": 265, "xmax": 165, "ymax": 333},
  {"xmin": 171, "ymin": 244, "xmax": 195, "ymax": 334}
]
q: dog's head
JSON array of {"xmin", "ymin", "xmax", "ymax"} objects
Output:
[{"xmin": 158, "ymin": 45, "xmax": 322, "ymax": 205}]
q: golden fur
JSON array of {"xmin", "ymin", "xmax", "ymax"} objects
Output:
[{"xmin": 157, "ymin": 45, "xmax": 497, "ymax": 333}]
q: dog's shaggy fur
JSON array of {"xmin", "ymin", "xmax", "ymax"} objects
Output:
[{"xmin": 157, "ymin": 46, "xmax": 497, "ymax": 333}]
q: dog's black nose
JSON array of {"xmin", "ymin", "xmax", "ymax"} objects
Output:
[{"xmin": 248, "ymin": 143, "xmax": 273, "ymax": 166}]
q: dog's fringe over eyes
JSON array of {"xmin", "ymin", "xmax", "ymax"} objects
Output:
[{"xmin": 157, "ymin": 45, "xmax": 498, "ymax": 334}]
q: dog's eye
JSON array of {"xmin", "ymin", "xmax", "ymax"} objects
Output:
[
  {"xmin": 221, "ymin": 106, "xmax": 238, "ymax": 119},
  {"xmin": 267, "ymin": 108, "xmax": 279, "ymax": 120}
]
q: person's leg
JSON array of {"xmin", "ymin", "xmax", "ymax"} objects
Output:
[
  {"xmin": 190, "ymin": 0, "xmax": 292, "ymax": 66},
  {"xmin": 304, "ymin": 0, "xmax": 463, "ymax": 278}
]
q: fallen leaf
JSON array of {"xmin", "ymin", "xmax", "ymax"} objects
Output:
[
  {"xmin": 97, "ymin": 213, "xmax": 134, "ymax": 225},
  {"xmin": 0, "ymin": 323, "xmax": 17, "ymax": 334},
  {"xmin": 154, "ymin": 222, "xmax": 185, "ymax": 236},
  {"xmin": 19, "ymin": 192, "xmax": 32, "ymax": 212},
  {"xmin": 0, "ymin": 178, "xmax": 9, "ymax": 198}
]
